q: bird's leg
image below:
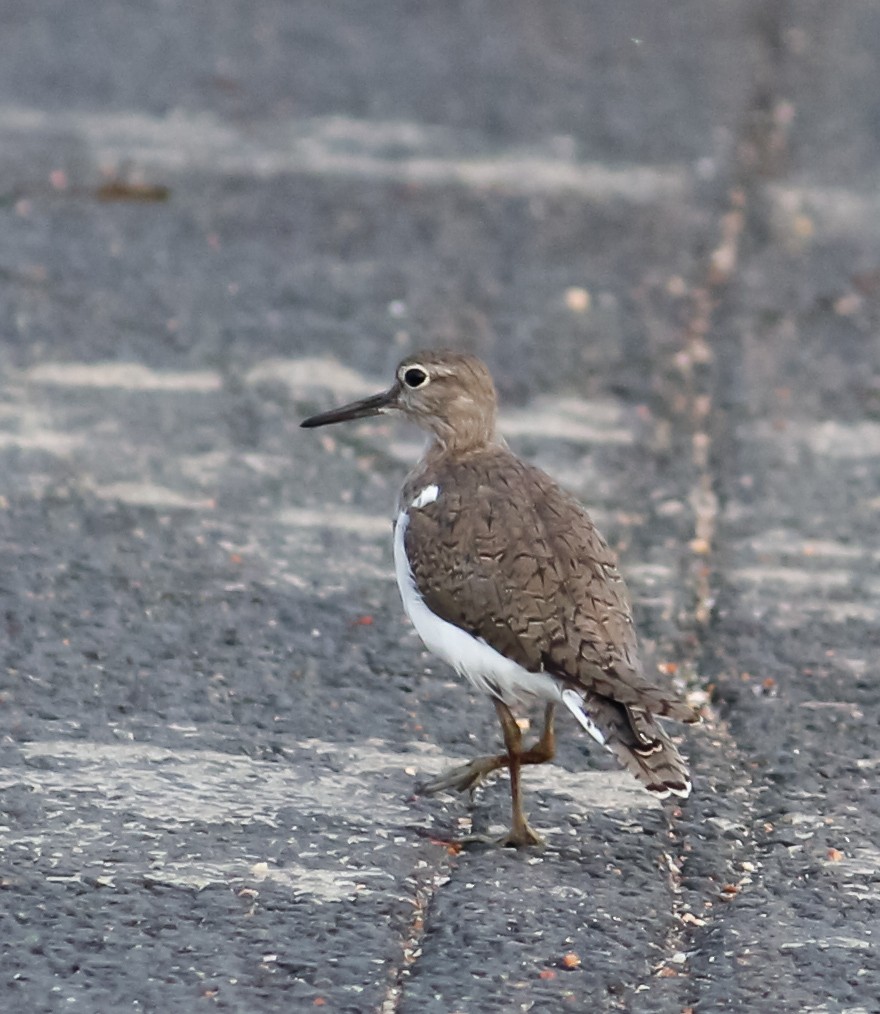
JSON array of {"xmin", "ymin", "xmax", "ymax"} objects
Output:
[
  {"xmin": 416, "ymin": 750, "xmax": 508, "ymax": 796},
  {"xmin": 492, "ymin": 699, "xmax": 544, "ymax": 848},
  {"xmin": 520, "ymin": 703, "xmax": 556, "ymax": 765},
  {"xmin": 416, "ymin": 703, "xmax": 557, "ymax": 797}
]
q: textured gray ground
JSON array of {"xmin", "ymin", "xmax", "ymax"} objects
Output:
[{"xmin": 1, "ymin": 3, "xmax": 879, "ymax": 1012}]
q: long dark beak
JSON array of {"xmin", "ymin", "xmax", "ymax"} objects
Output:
[{"xmin": 300, "ymin": 386, "xmax": 398, "ymax": 428}]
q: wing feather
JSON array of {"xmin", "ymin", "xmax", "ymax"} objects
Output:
[{"xmin": 403, "ymin": 448, "xmax": 696, "ymax": 721}]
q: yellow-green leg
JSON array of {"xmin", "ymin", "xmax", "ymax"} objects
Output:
[
  {"xmin": 492, "ymin": 699, "xmax": 546, "ymax": 847},
  {"xmin": 417, "ymin": 702, "xmax": 556, "ymax": 796}
]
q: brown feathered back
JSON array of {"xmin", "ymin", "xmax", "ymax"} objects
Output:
[{"xmin": 403, "ymin": 447, "xmax": 692, "ymax": 715}]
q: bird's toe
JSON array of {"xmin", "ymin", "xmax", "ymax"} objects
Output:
[
  {"xmin": 416, "ymin": 756, "xmax": 501, "ymax": 796},
  {"xmin": 496, "ymin": 823, "xmax": 545, "ymax": 848}
]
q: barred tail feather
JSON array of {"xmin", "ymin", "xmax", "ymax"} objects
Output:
[{"xmin": 570, "ymin": 691, "xmax": 692, "ymax": 799}]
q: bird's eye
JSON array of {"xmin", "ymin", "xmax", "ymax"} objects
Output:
[{"xmin": 403, "ymin": 366, "xmax": 428, "ymax": 389}]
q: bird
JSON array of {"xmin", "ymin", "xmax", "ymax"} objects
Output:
[{"xmin": 301, "ymin": 349, "xmax": 698, "ymax": 847}]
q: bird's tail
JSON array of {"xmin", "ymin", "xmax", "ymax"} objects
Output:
[{"xmin": 561, "ymin": 689, "xmax": 693, "ymax": 799}]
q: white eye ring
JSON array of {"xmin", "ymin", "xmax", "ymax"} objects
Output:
[{"xmin": 401, "ymin": 365, "xmax": 429, "ymax": 389}]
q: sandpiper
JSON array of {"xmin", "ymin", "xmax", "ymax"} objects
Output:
[{"xmin": 302, "ymin": 350, "xmax": 698, "ymax": 847}]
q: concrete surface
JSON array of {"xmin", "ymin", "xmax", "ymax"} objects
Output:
[{"xmin": 0, "ymin": 2, "xmax": 878, "ymax": 1012}]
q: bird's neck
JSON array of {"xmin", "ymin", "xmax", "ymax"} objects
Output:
[
  {"xmin": 424, "ymin": 426, "xmax": 502, "ymax": 462},
  {"xmin": 420, "ymin": 406, "xmax": 500, "ymax": 455},
  {"xmin": 402, "ymin": 430, "xmax": 509, "ymax": 510}
]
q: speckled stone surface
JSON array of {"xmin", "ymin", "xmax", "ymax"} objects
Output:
[{"xmin": 1, "ymin": 3, "xmax": 879, "ymax": 1012}]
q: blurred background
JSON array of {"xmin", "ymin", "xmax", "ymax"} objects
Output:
[
  {"xmin": 1, "ymin": 3, "xmax": 879, "ymax": 1012},
  {"xmin": 1, "ymin": 2, "xmax": 877, "ymax": 400}
]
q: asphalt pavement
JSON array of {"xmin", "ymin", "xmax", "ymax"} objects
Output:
[{"xmin": 1, "ymin": 3, "xmax": 878, "ymax": 1012}]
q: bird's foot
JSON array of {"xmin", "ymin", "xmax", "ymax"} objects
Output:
[
  {"xmin": 455, "ymin": 825, "xmax": 545, "ymax": 850},
  {"xmin": 416, "ymin": 755, "xmax": 502, "ymax": 796},
  {"xmin": 494, "ymin": 822, "xmax": 545, "ymax": 849}
]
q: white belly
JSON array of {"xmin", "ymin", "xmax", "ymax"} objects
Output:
[{"xmin": 393, "ymin": 507, "xmax": 564, "ymax": 708}]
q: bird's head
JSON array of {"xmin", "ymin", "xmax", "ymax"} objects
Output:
[{"xmin": 301, "ymin": 349, "xmax": 499, "ymax": 452}]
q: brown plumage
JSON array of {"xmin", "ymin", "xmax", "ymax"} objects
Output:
[
  {"xmin": 401, "ymin": 448, "xmax": 697, "ymax": 798},
  {"xmin": 302, "ymin": 349, "xmax": 699, "ymax": 847}
]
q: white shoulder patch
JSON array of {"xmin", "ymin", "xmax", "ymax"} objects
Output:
[{"xmin": 410, "ymin": 484, "xmax": 439, "ymax": 509}]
